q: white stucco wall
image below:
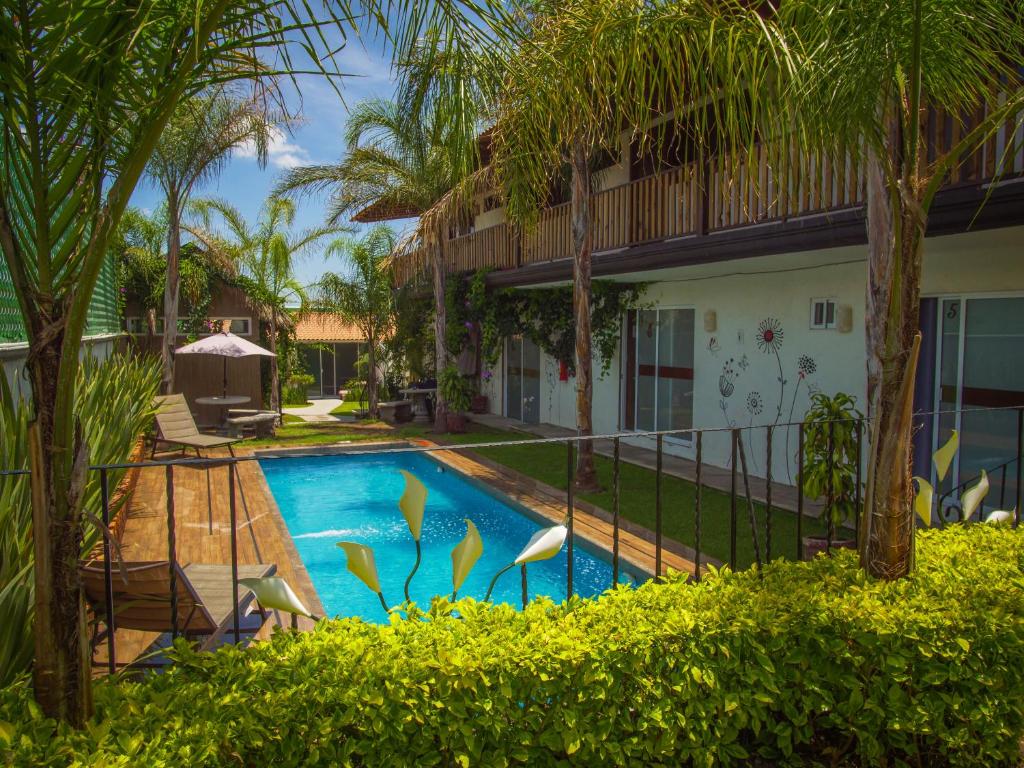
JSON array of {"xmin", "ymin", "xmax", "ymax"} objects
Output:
[
  {"xmin": 491, "ymin": 224, "xmax": 1024, "ymax": 477},
  {"xmin": 621, "ymin": 255, "xmax": 868, "ymax": 482}
]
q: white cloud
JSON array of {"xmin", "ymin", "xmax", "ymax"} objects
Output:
[{"xmin": 236, "ymin": 127, "xmax": 311, "ymax": 170}]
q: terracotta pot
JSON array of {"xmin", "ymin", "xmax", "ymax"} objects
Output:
[
  {"xmin": 802, "ymin": 536, "xmax": 856, "ymax": 560},
  {"xmin": 470, "ymin": 394, "xmax": 488, "ymax": 414},
  {"xmin": 446, "ymin": 412, "xmax": 468, "ymax": 433}
]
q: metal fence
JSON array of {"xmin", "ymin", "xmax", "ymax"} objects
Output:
[{"xmin": 10, "ymin": 405, "xmax": 1024, "ymax": 673}]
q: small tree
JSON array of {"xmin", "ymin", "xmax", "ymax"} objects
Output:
[
  {"xmin": 276, "ymin": 98, "xmax": 465, "ymax": 430},
  {"xmin": 145, "ymin": 89, "xmax": 275, "ymax": 394},
  {"xmin": 0, "ymin": 2, "xmax": 350, "ymax": 721},
  {"xmin": 309, "ymin": 226, "xmax": 397, "ymax": 414},
  {"xmin": 188, "ymin": 197, "xmax": 344, "ymax": 411}
]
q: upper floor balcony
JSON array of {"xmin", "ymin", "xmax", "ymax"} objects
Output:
[{"xmin": 393, "ymin": 107, "xmax": 1024, "ymax": 288}]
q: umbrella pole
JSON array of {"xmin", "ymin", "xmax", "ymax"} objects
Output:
[{"xmin": 223, "ymin": 357, "xmax": 228, "ymax": 397}]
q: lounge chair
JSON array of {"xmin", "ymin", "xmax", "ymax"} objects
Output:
[
  {"xmin": 152, "ymin": 394, "xmax": 241, "ymax": 457},
  {"xmin": 79, "ymin": 560, "xmax": 277, "ymax": 658}
]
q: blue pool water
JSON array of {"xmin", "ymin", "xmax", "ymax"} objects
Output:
[{"xmin": 260, "ymin": 452, "xmax": 631, "ymax": 622}]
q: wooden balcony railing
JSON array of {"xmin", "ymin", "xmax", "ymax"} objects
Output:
[{"xmin": 393, "ymin": 107, "xmax": 1023, "ymax": 286}]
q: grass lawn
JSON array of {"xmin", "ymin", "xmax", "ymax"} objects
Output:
[
  {"xmin": 330, "ymin": 400, "xmax": 365, "ymax": 415},
  {"xmin": 437, "ymin": 426, "xmax": 826, "ymax": 570},
  {"xmin": 247, "ymin": 418, "xmax": 430, "ymax": 449}
]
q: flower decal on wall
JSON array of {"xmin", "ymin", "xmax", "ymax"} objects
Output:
[
  {"xmin": 797, "ymin": 355, "xmax": 817, "ymax": 378},
  {"xmin": 745, "ymin": 391, "xmax": 764, "ymax": 416},
  {"xmin": 755, "ymin": 318, "xmax": 784, "ymax": 354},
  {"xmin": 718, "ymin": 358, "xmax": 737, "ymax": 398},
  {"xmin": 785, "ymin": 354, "xmax": 819, "ymax": 482},
  {"xmin": 718, "ymin": 358, "xmax": 739, "ymax": 427}
]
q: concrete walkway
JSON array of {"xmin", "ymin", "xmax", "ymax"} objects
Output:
[
  {"xmin": 468, "ymin": 412, "xmax": 823, "ymax": 516},
  {"xmin": 282, "ymin": 397, "xmax": 349, "ymax": 423}
]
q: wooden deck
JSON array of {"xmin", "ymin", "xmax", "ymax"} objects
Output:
[
  {"xmin": 94, "ymin": 449, "xmax": 323, "ymax": 672},
  {"xmin": 101, "ymin": 438, "xmax": 698, "ymax": 670}
]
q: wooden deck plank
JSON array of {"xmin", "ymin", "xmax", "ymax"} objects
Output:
[{"xmin": 93, "ymin": 450, "xmax": 323, "ymax": 672}]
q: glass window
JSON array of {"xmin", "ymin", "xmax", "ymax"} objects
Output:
[{"xmin": 634, "ymin": 308, "xmax": 695, "ymax": 436}]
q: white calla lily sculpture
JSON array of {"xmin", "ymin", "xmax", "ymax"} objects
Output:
[
  {"xmin": 932, "ymin": 430, "xmax": 959, "ymax": 484},
  {"xmin": 450, "ymin": 519, "xmax": 483, "ymax": 599},
  {"xmin": 238, "ymin": 576, "xmax": 317, "ymax": 628},
  {"xmin": 985, "ymin": 509, "xmax": 1015, "ymax": 525},
  {"xmin": 959, "ymin": 470, "xmax": 989, "ymax": 521},
  {"xmin": 337, "ymin": 541, "xmax": 389, "ymax": 612},
  {"xmin": 397, "ymin": 470, "xmax": 428, "ymax": 601},
  {"xmin": 912, "ymin": 477, "xmax": 934, "ymax": 526},
  {"xmin": 484, "ymin": 524, "xmax": 568, "ymax": 606},
  {"xmin": 912, "ymin": 430, "xmax": 993, "ymax": 526}
]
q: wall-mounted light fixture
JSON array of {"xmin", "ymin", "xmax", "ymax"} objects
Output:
[
  {"xmin": 703, "ymin": 309, "xmax": 717, "ymax": 333},
  {"xmin": 837, "ymin": 304, "xmax": 854, "ymax": 333}
]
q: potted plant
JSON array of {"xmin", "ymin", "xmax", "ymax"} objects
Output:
[
  {"xmin": 439, "ymin": 365, "xmax": 472, "ymax": 433},
  {"xmin": 800, "ymin": 391, "xmax": 863, "ymax": 558},
  {"xmin": 470, "ymin": 370, "xmax": 492, "ymax": 414}
]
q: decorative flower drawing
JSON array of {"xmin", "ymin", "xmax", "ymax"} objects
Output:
[
  {"xmin": 755, "ymin": 318, "xmax": 784, "ymax": 354},
  {"xmin": 737, "ymin": 354, "xmax": 750, "ymax": 371},
  {"xmin": 746, "ymin": 391, "xmax": 764, "ymax": 416},
  {"xmin": 718, "ymin": 359, "xmax": 739, "ymax": 427},
  {"xmin": 785, "ymin": 354, "xmax": 819, "ymax": 484},
  {"xmin": 718, "ymin": 358, "xmax": 737, "ymax": 398},
  {"xmin": 797, "ymin": 355, "xmax": 817, "ymax": 377}
]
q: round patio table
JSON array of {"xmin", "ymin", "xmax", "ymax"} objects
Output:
[{"xmin": 195, "ymin": 395, "xmax": 251, "ymax": 428}]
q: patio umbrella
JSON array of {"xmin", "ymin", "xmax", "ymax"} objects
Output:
[{"xmin": 175, "ymin": 331, "xmax": 276, "ymax": 396}]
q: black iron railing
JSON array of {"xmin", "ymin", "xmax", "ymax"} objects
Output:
[{"xmin": 7, "ymin": 404, "xmax": 1023, "ymax": 673}]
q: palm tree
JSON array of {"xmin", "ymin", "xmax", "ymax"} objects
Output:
[
  {"xmin": 490, "ymin": 0, "xmax": 1024, "ymax": 578},
  {"xmin": 187, "ymin": 197, "xmax": 344, "ymax": 411},
  {"xmin": 276, "ymin": 97, "xmax": 464, "ymax": 431},
  {"xmin": 145, "ymin": 88, "xmax": 276, "ymax": 394},
  {"xmin": 113, "ymin": 208, "xmax": 168, "ymax": 337},
  {"xmin": 0, "ymin": 0, "xmax": 351, "ymax": 723},
  {"xmin": 309, "ymin": 226, "xmax": 398, "ymax": 414}
]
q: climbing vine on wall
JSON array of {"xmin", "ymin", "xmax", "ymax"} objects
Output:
[{"xmin": 446, "ymin": 269, "xmax": 645, "ymax": 376}]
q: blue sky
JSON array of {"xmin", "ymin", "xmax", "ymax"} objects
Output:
[{"xmin": 130, "ymin": 32, "xmax": 407, "ymax": 287}]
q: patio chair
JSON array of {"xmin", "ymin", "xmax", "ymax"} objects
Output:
[
  {"xmin": 152, "ymin": 393, "xmax": 241, "ymax": 457},
  {"xmin": 79, "ymin": 560, "xmax": 277, "ymax": 659}
]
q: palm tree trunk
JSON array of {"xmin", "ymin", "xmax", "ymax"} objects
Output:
[
  {"xmin": 432, "ymin": 227, "xmax": 448, "ymax": 433},
  {"xmin": 571, "ymin": 140, "xmax": 599, "ymax": 492},
  {"xmin": 26, "ymin": 328, "xmax": 93, "ymax": 725},
  {"xmin": 860, "ymin": 149, "xmax": 927, "ymax": 579},
  {"xmin": 366, "ymin": 337, "xmax": 379, "ymax": 415},
  {"xmin": 268, "ymin": 315, "xmax": 280, "ymax": 412},
  {"xmin": 160, "ymin": 196, "xmax": 181, "ymax": 395}
]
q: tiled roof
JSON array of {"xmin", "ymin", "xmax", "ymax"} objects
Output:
[{"xmin": 293, "ymin": 313, "xmax": 365, "ymax": 343}]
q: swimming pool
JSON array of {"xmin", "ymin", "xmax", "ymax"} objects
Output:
[{"xmin": 259, "ymin": 451, "xmax": 632, "ymax": 622}]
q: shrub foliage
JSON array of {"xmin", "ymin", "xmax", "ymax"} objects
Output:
[{"xmin": 1, "ymin": 526, "xmax": 1022, "ymax": 766}]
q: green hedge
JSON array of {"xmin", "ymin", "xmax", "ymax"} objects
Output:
[{"xmin": 2, "ymin": 526, "xmax": 1023, "ymax": 767}]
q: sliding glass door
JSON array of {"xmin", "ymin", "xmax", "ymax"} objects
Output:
[
  {"xmin": 632, "ymin": 308, "xmax": 695, "ymax": 437},
  {"xmin": 931, "ymin": 295, "xmax": 1024, "ymax": 512},
  {"xmin": 506, "ymin": 336, "xmax": 541, "ymax": 424}
]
